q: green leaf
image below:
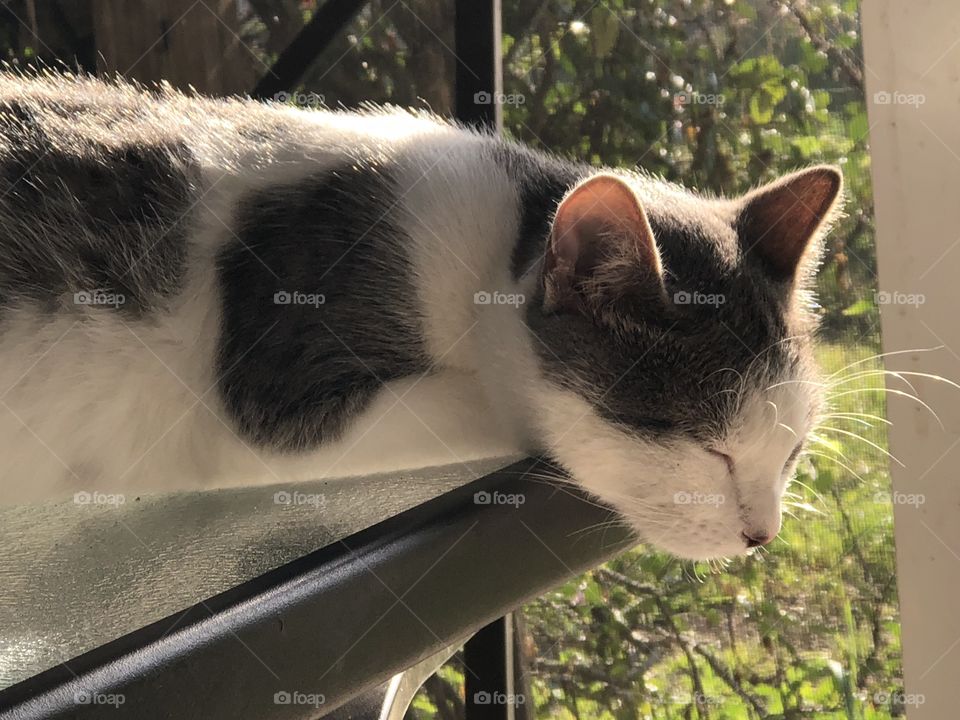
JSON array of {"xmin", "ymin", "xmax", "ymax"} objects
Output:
[
  {"xmin": 791, "ymin": 135, "xmax": 822, "ymax": 158},
  {"xmin": 842, "ymin": 298, "xmax": 874, "ymax": 317}
]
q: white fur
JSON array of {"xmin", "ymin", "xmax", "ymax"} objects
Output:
[{"xmin": 526, "ymin": 382, "xmax": 810, "ymax": 560}]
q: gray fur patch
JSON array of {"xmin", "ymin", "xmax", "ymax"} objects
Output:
[
  {"xmin": 490, "ymin": 141, "xmax": 587, "ymax": 280},
  {"xmin": 0, "ymin": 99, "xmax": 198, "ymax": 316},
  {"xmin": 216, "ymin": 161, "xmax": 431, "ymax": 452}
]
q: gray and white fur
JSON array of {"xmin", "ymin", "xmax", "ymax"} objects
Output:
[{"xmin": 0, "ymin": 72, "xmax": 843, "ymax": 560}]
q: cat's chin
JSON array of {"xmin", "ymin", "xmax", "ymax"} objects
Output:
[
  {"xmin": 618, "ymin": 504, "xmax": 759, "ymax": 561},
  {"xmin": 635, "ymin": 529, "xmax": 756, "ymax": 562}
]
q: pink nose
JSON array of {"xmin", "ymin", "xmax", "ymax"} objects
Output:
[{"xmin": 741, "ymin": 531, "xmax": 773, "ymax": 548}]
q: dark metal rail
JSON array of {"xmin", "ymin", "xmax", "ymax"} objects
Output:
[
  {"xmin": 0, "ymin": 458, "xmax": 632, "ymax": 719},
  {"xmin": 251, "ymin": 0, "xmax": 369, "ymax": 100}
]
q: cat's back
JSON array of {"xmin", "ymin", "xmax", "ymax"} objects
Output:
[
  {"xmin": 0, "ymin": 71, "xmax": 456, "ymax": 167},
  {"xmin": 0, "ymin": 71, "xmax": 470, "ymax": 310}
]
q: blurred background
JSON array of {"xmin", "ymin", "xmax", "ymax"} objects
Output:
[{"xmin": 0, "ymin": 0, "xmax": 898, "ymax": 717}]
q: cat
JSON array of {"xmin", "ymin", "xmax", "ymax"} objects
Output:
[{"xmin": 0, "ymin": 72, "xmax": 841, "ymax": 560}]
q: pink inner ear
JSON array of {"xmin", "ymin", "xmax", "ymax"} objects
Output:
[
  {"xmin": 740, "ymin": 166, "xmax": 842, "ymax": 279},
  {"xmin": 549, "ymin": 174, "xmax": 661, "ymax": 277}
]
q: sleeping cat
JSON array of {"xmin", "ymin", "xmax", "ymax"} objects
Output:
[{"xmin": 0, "ymin": 72, "xmax": 841, "ymax": 560}]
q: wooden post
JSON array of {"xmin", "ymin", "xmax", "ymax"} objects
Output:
[{"xmin": 92, "ymin": 0, "xmax": 256, "ymax": 96}]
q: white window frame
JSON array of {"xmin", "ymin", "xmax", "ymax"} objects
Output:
[{"xmin": 863, "ymin": 4, "xmax": 960, "ymax": 716}]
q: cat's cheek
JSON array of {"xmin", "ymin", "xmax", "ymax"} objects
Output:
[
  {"xmin": 531, "ymin": 386, "xmax": 748, "ymax": 559},
  {"xmin": 622, "ymin": 453, "xmax": 749, "ymax": 560}
]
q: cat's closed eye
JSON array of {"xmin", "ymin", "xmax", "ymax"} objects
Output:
[{"xmin": 707, "ymin": 448, "xmax": 735, "ymax": 476}]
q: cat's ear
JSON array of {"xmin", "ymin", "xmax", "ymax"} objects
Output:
[
  {"xmin": 544, "ymin": 174, "xmax": 665, "ymax": 312},
  {"xmin": 737, "ymin": 165, "xmax": 843, "ymax": 281}
]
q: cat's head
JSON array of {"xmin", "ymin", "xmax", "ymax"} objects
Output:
[{"xmin": 528, "ymin": 166, "xmax": 842, "ymax": 560}]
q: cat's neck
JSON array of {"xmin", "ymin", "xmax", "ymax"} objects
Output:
[{"xmin": 377, "ymin": 142, "xmax": 559, "ymax": 445}]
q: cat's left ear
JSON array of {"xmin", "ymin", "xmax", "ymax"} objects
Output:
[
  {"xmin": 737, "ymin": 165, "xmax": 843, "ymax": 282},
  {"xmin": 544, "ymin": 174, "xmax": 666, "ymax": 312}
]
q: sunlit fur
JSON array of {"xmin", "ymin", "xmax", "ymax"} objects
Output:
[{"xmin": 0, "ymin": 72, "xmax": 842, "ymax": 561}]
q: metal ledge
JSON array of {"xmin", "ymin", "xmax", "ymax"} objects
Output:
[{"xmin": 0, "ymin": 458, "xmax": 633, "ymax": 720}]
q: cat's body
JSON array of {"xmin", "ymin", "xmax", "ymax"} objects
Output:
[
  {"xmin": 0, "ymin": 73, "xmax": 539, "ymax": 498},
  {"xmin": 0, "ymin": 73, "xmax": 842, "ymax": 560}
]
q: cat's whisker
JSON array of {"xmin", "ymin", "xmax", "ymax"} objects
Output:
[
  {"xmin": 778, "ymin": 421, "xmax": 798, "ymax": 438},
  {"xmin": 819, "ymin": 411, "xmax": 891, "ymax": 428},
  {"xmin": 829, "ymin": 368, "xmax": 918, "ymax": 394},
  {"xmin": 708, "ymin": 557, "xmax": 731, "ymax": 575},
  {"xmin": 766, "ymin": 378, "xmax": 828, "ymax": 391},
  {"xmin": 827, "ymin": 387, "xmax": 944, "ymax": 429},
  {"xmin": 822, "ymin": 410, "xmax": 892, "ymax": 426},
  {"xmin": 803, "ymin": 450, "xmax": 866, "ymax": 483},
  {"xmin": 816, "ymin": 426, "xmax": 904, "ymax": 466},
  {"xmin": 765, "ymin": 399, "xmax": 780, "ymax": 422},
  {"xmin": 782, "ymin": 501, "xmax": 824, "ymax": 516},
  {"xmin": 807, "ymin": 433, "xmax": 852, "ymax": 462},
  {"xmin": 831, "ymin": 369, "xmax": 960, "ymax": 397},
  {"xmin": 819, "ymin": 416, "xmax": 873, "ymax": 429},
  {"xmin": 825, "ymin": 346, "xmax": 943, "ymax": 381},
  {"xmin": 568, "ymin": 514, "xmax": 631, "ymax": 539},
  {"xmin": 569, "ymin": 519, "xmax": 626, "ymax": 535},
  {"xmin": 787, "ymin": 477, "xmax": 826, "ymax": 506}
]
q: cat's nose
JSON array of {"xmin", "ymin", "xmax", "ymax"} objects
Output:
[{"xmin": 741, "ymin": 530, "xmax": 773, "ymax": 548}]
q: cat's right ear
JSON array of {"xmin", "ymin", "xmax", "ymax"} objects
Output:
[
  {"xmin": 737, "ymin": 165, "xmax": 843, "ymax": 283},
  {"xmin": 543, "ymin": 174, "xmax": 666, "ymax": 313}
]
